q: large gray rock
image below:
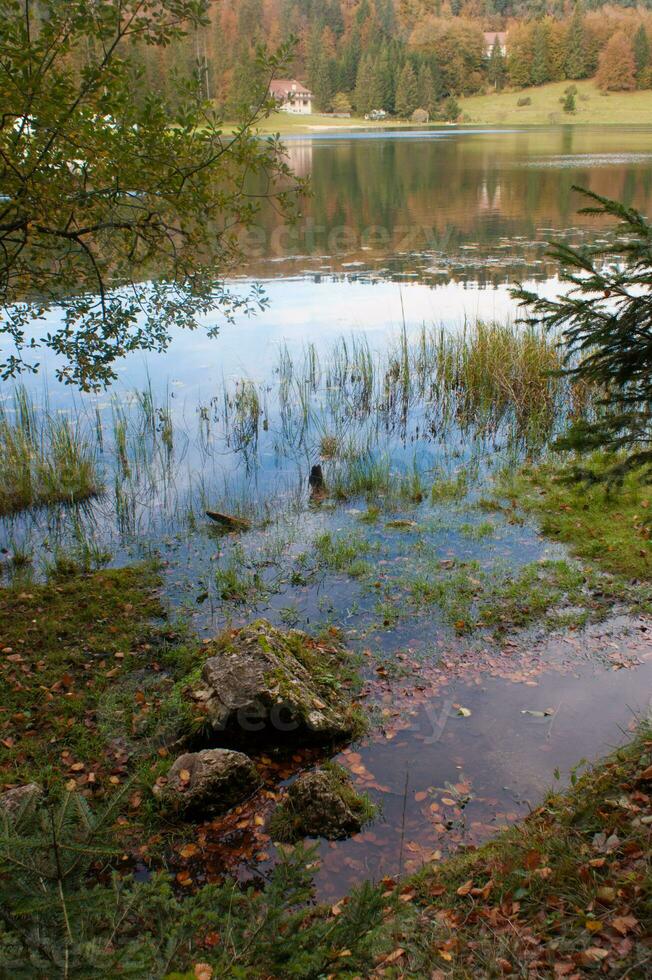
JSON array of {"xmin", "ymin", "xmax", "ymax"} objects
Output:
[
  {"xmin": 0, "ymin": 783, "xmax": 42, "ymax": 817},
  {"xmin": 194, "ymin": 620, "xmax": 357, "ymax": 745},
  {"xmin": 160, "ymin": 749, "xmax": 260, "ymax": 817},
  {"xmin": 271, "ymin": 767, "xmax": 374, "ymax": 841}
]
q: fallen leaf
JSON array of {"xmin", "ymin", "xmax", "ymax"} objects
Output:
[
  {"xmin": 457, "ymin": 879, "xmax": 473, "ymax": 896},
  {"xmin": 193, "ymin": 964, "xmax": 213, "ymax": 980},
  {"xmin": 611, "ymin": 914, "xmax": 638, "ymax": 935}
]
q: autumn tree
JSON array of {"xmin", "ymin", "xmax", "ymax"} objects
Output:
[
  {"xmin": 0, "ymin": 0, "xmax": 302, "ymax": 389},
  {"xmin": 596, "ymin": 32, "xmax": 636, "ymax": 91}
]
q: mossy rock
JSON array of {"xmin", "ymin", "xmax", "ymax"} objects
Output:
[
  {"xmin": 270, "ymin": 765, "xmax": 376, "ymax": 842},
  {"xmin": 194, "ymin": 620, "xmax": 361, "ymax": 746},
  {"xmin": 158, "ymin": 749, "xmax": 261, "ymax": 818}
]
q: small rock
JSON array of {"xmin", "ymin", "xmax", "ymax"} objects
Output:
[
  {"xmin": 160, "ymin": 749, "xmax": 260, "ymax": 817},
  {"xmin": 271, "ymin": 767, "xmax": 375, "ymax": 842},
  {"xmin": 0, "ymin": 783, "xmax": 42, "ymax": 816}
]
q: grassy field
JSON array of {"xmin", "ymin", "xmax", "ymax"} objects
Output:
[
  {"xmin": 251, "ymin": 111, "xmax": 417, "ymax": 135},
  {"xmin": 460, "ymin": 78, "xmax": 652, "ymax": 126},
  {"xmin": 242, "ymin": 81, "xmax": 652, "ymax": 134}
]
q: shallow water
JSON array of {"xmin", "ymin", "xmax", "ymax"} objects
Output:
[{"xmin": 3, "ymin": 126, "xmax": 652, "ymax": 898}]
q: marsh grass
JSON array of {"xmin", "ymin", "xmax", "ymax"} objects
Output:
[
  {"xmin": 405, "ymin": 557, "xmax": 596, "ymax": 634},
  {"xmin": 313, "ymin": 530, "xmax": 375, "ymax": 578},
  {"xmin": 499, "ymin": 453, "xmax": 652, "ymax": 581},
  {"xmin": 0, "ymin": 388, "xmax": 101, "ymax": 517},
  {"xmin": 0, "ymin": 319, "xmax": 589, "ymax": 576}
]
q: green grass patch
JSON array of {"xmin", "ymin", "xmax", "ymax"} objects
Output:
[
  {"xmin": 406, "ymin": 558, "xmax": 599, "ymax": 635},
  {"xmin": 0, "ymin": 388, "xmax": 102, "ymax": 517},
  {"xmin": 500, "ymin": 454, "xmax": 652, "ymax": 582},
  {"xmin": 460, "ymin": 77, "xmax": 652, "ymax": 126},
  {"xmin": 313, "ymin": 530, "xmax": 375, "ymax": 578},
  {"xmin": 0, "ymin": 565, "xmax": 198, "ymax": 794}
]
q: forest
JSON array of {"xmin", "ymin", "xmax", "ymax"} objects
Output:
[{"xmin": 122, "ymin": 0, "xmax": 652, "ymax": 119}]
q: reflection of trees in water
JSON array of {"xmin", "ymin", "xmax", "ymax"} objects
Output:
[{"xmin": 255, "ymin": 131, "xmax": 652, "ymax": 282}]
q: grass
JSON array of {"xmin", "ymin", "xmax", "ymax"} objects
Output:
[
  {"xmin": 435, "ymin": 321, "xmax": 564, "ymax": 435},
  {"xmin": 0, "ymin": 564, "xmax": 198, "ymax": 794},
  {"xmin": 500, "ymin": 453, "xmax": 652, "ymax": 582},
  {"xmin": 250, "ymin": 111, "xmax": 417, "ymax": 135},
  {"xmin": 364, "ymin": 720, "xmax": 652, "ymax": 976},
  {"xmin": 406, "ymin": 557, "xmax": 607, "ymax": 635},
  {"xmin": 460, "ymin": 78, "xmax": 652, "ymax": 126},
  {"xmin": 313, "ymin": 530, "xmax": 375, "ymax": 578},
  {"xmin": 0, "ymin": 388, "xmax": 101, "ymax": 517}
]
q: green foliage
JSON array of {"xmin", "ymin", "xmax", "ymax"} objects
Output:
[
  {"xmin": 562, "ymin": 87, "xmax": 577, "ymax": 113},
  {"xmin": 634, "ymin": 24, "xmax": 650, "ymax": 80},
  {"xmin": 501, "ymin": 454, "xmax": 652, "ymax": 581},
  {"xmin": 565, "ymin": 5, "xmax": 588, "ymax": 80},
  {"xmin": 0, "ymin": 793, "xmax": 391, "ymax": 976},
  {"xmin": 487, "ymin": 37, "xmax": 507, "ymax": 91},
  {"xmin": 514, "ymin": 188, "xmax": 652, "ymax": 479},
  {"xmin": 0, "ymin": 1, "xmax": 303, "ymax": 389},
  {"xmin": 395, "ymin": 62, "xmax": 419, "ymax": 117},
  {"xmin": 0, "ymin": 387, "xmax": 101, "ymax": 516}
]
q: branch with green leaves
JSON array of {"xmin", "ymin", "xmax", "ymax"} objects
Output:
[{"xmin": 0, "ymin": 0, "xmax": 306, "ymax": 389}]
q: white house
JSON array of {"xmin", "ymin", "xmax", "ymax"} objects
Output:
[
  {"xmin": 269, "ymin": 79, "xmax": 313, "ymax": 115},
  {"xmin": 483, "ymin": 31, "xmax": 507, "ymax": 57}
]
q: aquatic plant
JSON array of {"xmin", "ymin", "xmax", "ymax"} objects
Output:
[{"xmin": 0, "ymin": 388, "xmax": 101, "ymax": 517}]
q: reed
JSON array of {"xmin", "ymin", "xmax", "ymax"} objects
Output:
[{"xmin": 0, "ymin": 388, "xmax": 101, "ymax": 517}]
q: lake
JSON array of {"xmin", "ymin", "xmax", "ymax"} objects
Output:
[{"xmin": 3, "ymin": 126, "xmax": 652, "ymax": 898}]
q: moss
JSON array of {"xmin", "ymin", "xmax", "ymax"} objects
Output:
[
  {"xmin": 208, "ymin": 620, "xmax": 368, "ymax": 740},
  {"xmin": 269, "ymin": 762, "xmax": 377, "ymax": 843},
  {"xmin": 500, "ymin": 454, "xmax": 652, "ymax": 583},
  {"xmin": 0, "ymin": 565, "xmax": 199, "ymax": 794}
]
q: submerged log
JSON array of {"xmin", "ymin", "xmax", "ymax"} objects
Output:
[{"xmin": 205, "ymin": 510, "xmax": 251, "ymax": 532}]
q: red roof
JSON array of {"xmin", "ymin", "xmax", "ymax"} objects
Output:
[
  {"xmin": 269, "ymin": 79, "xmax": 312, "ymax": 98},
  {"xmin": 483, "ymin": 31, "xmax": 507, "ymax": 45}
]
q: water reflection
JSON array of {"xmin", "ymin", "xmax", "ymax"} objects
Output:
[{"xmin": 259, "ymin": 126, "xmax": 652, "ymax": 283}]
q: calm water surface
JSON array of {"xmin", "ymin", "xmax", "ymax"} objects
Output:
[{"xmin": 4, "ymin": 127, "xmax": 652, "ymax": 897}]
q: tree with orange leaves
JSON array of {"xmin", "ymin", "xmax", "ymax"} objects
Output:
[{"xmin": 596, "ymin": 32, "xmax": 636, "ymax": 90}]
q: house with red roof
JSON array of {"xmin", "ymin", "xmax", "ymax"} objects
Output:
[{"xmin": 269, "ymin": 80, "xmax": 313, "ymax": 115}]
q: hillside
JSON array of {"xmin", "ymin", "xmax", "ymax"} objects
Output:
[{"xmin": 460, "ymin": 79, "xmax": 652, "ymax": 126}]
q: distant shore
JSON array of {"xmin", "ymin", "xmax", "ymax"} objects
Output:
[{"xmin": 249, "ymin": 80, "xmax": 652, "ymax": 136}]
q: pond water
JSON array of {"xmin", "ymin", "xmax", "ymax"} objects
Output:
[{"xmin": 3, "ymin": 126, "xmax": 652, "ymax": 898}]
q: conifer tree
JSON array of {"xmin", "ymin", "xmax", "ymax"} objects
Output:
[
  {"xmin": 531, "ymin": 21, "xmax": 551, "ymax": 86},
  {"xmin": 417, "ymin": 63, "xmax": 437, "ymax": 111},
  {"xmin": 354, "ymin": 54, "xmax": 375, "ymax": 114},
  {"xmin": 514, "ymin": 189, "xmax": 652, "ymax": 480},
  {"xmin": 395, "ymin": 61, "xmax": 419, "ymax": 117},
  {"xmin": 487, "ymin": 36, "xmax": 507, "ymax": 90},
  {"xmin": 633, "ymin": 25, "xmax": 650, "ymax": 86},
  {"xmin": 565, "ymin": 6, "xmax": 587, "ymax": 80}
]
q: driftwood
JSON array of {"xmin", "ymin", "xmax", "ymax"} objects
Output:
[{"xmin": 205, "ymin": 511, "xmax": 251, "ymax": 532}]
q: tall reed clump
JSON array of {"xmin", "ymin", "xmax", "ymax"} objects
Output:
[
  {"xmin": 435, "ymin": 321, "xmax": 565, "ymax": 432},
  {"xmin": 0, "ymin": 388, "xmax": 101, "ymax": 517}
]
